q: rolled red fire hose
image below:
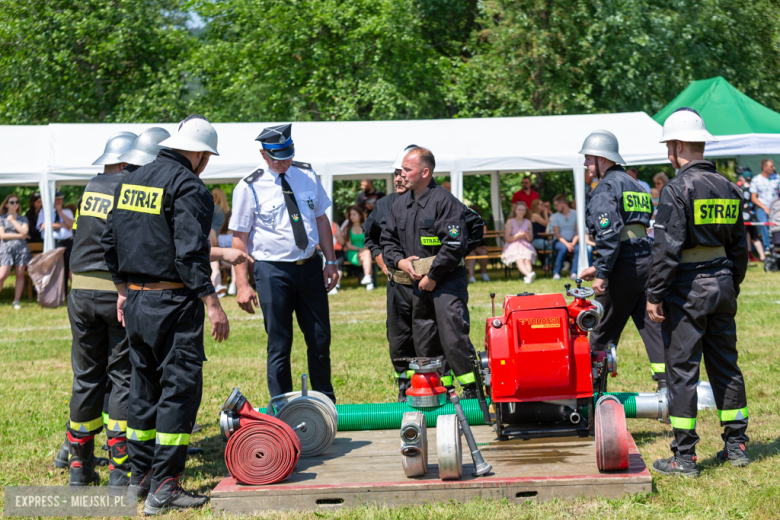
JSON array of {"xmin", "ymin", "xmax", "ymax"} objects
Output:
[{"xmin": 225, "ymin": 414, "xmax": 302, "ymax": 486}]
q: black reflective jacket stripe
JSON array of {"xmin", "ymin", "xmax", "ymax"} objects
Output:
[
  {"xmin": 647, "ymin": 160, "xmax": 748, "ymax": 304},
  {"xmin": 101, "ymin": 149, "xmax": 215, "ymax": 298},
  {"xmin": 381, "ymin": 180, "xmax": 469, "ymax": 283},
  {"xmin": 585, "ymin": 166, "xmax": 655, "ymax": 279}
]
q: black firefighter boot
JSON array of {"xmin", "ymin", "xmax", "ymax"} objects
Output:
[
  {"xmin": 68, "ymin": 433, "xmax": 100, "ymax": 486},
  {"xmin": 143, "ymin": 477, "xmax": 209, "ymax": 515},
  {"xmin": 108, "ymin": 436, "xmax": 131, "ymax": 487},
  {"xmin": 397, "ymin": 379, "xmax": 410, "ymax": 403},
  {"xmin": 651, "ymin": 453, "xmax": 699, "ymax": 478},
  {"xmin": 54, "ymin": 437, "xmax": 70, "ymax": 469},
  {"xmin": 717, "ymin": 439, "xmax": 751, "ymax": 467}
]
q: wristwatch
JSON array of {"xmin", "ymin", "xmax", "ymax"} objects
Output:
[{"xmin": 325, "ymin": 260, "xmax": 338, "ymax": 266}]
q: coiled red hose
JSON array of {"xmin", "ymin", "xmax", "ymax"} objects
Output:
[{"xmin": 225, "ymin": 415, "xmax": 301, "ymax": 486}]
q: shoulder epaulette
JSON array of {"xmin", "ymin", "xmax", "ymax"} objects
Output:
[
  {"xmin": 292, "ymin": 161, "xmax": 312, "ymax": 170},
  {"xmin": 243, "ymin": 168, "xmax": 264, "ymax": 184}
]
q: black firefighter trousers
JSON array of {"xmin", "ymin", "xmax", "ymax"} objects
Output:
[
  {"xmin": 663, "ymin": 267, "xmax": 748, "ymax": 455},
  {"xmin": 124, "ymin": 288, "xmax": 205, "ymax": 490},
  {"xmin": 67, "ymin": 289, "xmax": 130, "ymax": 439},
  {"xmin": 411, "ymin": 270, "xmax": 476, "ymax": 386},
  {"xmin": 387, "ymin": 280, "xmax": 416, "ymax": 380},
  {"xmin": 590, "ymin": 251, "xmax": 666, "ymax": 382}
]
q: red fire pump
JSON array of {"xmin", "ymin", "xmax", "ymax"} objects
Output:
[{"xmin": 471, "ymin": 281, "xmax": 629, "ymax": 471}]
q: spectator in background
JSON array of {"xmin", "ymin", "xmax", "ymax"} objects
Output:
[
  {"xmin": 750, "ymin": 158, "xmax": 779, "ymax": 252},
  {"xmin": 37, "ymin": 191, "xmax": 74, "ymax": 285},
  {"xmin": 209, "ymin": 211, "xmax": 234, "ymax": 297},
  {"xmin": 550, "ymin": 194, "xmax": 585, "ymax": 281},
  {"xmin": 25, "ymin": 193, "xmax": 43, "ymax": 244},
  {"xmin": 653, "ymin": 172, "xmax": 669, "ymax": 192},
  {"xmin": 217, "ymin": 214, "xmax": 240, "ymax": 296},
  {"xmin": 329, "ymin": 219, "xmax": 346, "ymax": 295},
  {"xmin": 466, "ymin": 204, "xmax": 490, "ymax": 283},
  {"xmin": 627, "ymin": 167, "xmax": 652, "ymax": 193},
  {"xmin": 530, "ymin": 199, "xmax": 551, "ymax": 269},
  {"xmin": 440, "ymin": 181, "xmax": 451, "ymax": 192},
  {"xmin": 511, "ymin": 175, "xmax": 540, "ymax": 207},
  {"xmin": 356, "ymin": 180, "xmax": 385, "ymax": 214},
  {"xmin": 344, "ymin": 205, "xmax": 374, "ymax": 291},
  {"xmin": 0, "ymin": 193, "xmax": 32, "ymax": 310},
  {"xmin": 501, "ymin": 201, "xmax": 537, "ymax": 284},
  {"xmin": 212, "ymin": 187, "xmax": 230, "ymax": 233}
]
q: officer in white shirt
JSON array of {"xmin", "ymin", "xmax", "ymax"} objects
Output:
[{"xmin": 229, "ymin": 123, "xmax": 340, "ymax": 402}]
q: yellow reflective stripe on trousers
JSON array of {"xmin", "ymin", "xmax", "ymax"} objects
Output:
[
  {"xmin": 70, "ymin": 416, "xmax": 104, "ymax": 433},
  {"xmin": 156, "ymin": 433, "xmax": 191, "ymax": 446},
  {"xmin": 670, "ymin": 416, "xmax": 696, "ymax": 430},
  {"xmin": 127, "ymin": 428, "xmax": 156, "ymax": 442},
  {"xmin": 107, "ymin": 418, "xmax": 127, "ymax": 433},
  {"xmin": 113, "ymin": 455, "xmax": 129, "ymax": 465},
  {"xmin": 650, "ymin": 363, "xmax": 666, "ymax": 374},
  {"xmin": 395, "ymin": 370, "xmax": 415, "ymax": 379},
  {"xmin": 440, "ymin": 375, "xmax": 453, "ymax": 386},
  {"xmin": 103, "ymin": 412, "xmax": 109, "ymax": 425},
  {"xmin": 456, "ymin": 372, "xmax": 476, "ymax": 385},
  {"xmin": 718, "ymin": 407, "xmax": 749, "ymax": 421}
]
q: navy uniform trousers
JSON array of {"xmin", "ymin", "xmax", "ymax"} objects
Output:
[
  {"xmin": 124, "ymin": 288, "xmax": 205, "ymax": 492},
  {"xmin": 254, "ymin": 256, "xmax": 335, "ymax": 402}
]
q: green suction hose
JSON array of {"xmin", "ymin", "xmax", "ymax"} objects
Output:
[
  {"xmin": 258, "ymin": 392, "xmax": 645, "ymax": 431},
  {"xmin": 258, "ymin": 400, "xmax": 489, "ymax": 431},
  {"xmin": 601, "ymin": 392, "xmax": 639, "ymax": 418}
]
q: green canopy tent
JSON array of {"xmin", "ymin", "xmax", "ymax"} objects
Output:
[{"xmin": 653, "ymin": 76, "xmax": 780, "ymax": 174}]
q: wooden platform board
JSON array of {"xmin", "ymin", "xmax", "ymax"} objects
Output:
[{"xmin": 211, "ymin": 425, "xmax": 651, "ymax": 514}]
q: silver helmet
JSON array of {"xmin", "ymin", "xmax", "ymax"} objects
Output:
[
  {"xmin": 578, "ymin": 129, "xmax": 625, "ymax": 164},
  {"xmin": 118, "ymin": 127, "xmax": 171, "ymax": 166},
  {"xmin": 92, "ymin": 131, "xmax": 138, "ymax": 165}
]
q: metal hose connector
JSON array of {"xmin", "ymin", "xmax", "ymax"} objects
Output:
[{"xmin": 270, "ymin": 390, "xmax": 338, "ymax": 456}]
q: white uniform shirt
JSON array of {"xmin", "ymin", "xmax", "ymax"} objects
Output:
[
  {"xmin": 229, "ymin": 163, "xmax": 331, "ymax": 262},
  {"xmin": 37, "ymin": 207, "xmax": 74, "ymax": 241}
]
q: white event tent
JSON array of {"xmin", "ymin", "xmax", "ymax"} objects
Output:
[{"xmin": 0, "ymin": 112, "xmax": 672, "ymax": 275}]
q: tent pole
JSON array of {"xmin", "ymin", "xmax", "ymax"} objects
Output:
[
  {"xmin": 451, "ymin": 170, "xmax": 464, "ymax": 201},
  {"xmin": 320, "ymin": 174, "xmax": 334, "ymax": 224},
  {"xmin": 40, "ymin": 171, "xmax": 55, "ymax": 253},
  {"xmin": 490, "ymin": 171, "xmax": 504, "ymax": 231},
  {"xmin": 573, "ymin": 167, "xmax": 588, "ymax": 277}
]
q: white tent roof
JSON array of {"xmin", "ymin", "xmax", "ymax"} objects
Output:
[{"xmin": 0, "ymin": 112, "xmax": 670, "ymax": 185}]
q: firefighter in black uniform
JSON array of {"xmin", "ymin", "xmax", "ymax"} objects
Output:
[
  {"xmin": 647, "ymin": 107, "xmax": 750, "ymax": 477},
  {"xmin": 381, "ymin": 147, "xmax": 478, "ymax": 396},
  {"xmin": 61, "ymin": 131, "xmax": 137, "ymax": 486},
  {"xmin": 363, "ymin": 145, "xmax": 424, "ymax": 401},
  {"xmin": 102, "ymin": 115, "xmax": 229, "ymax": 513},
  {"xmin": 577, "ymin": 130, "xmax": 667, "ymax": 390}
]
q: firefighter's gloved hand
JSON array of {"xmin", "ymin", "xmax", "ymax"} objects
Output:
[
  {"xmin": 580, "ymin": 266, "xmax": 596, "ymax": 281},
  {"xmin": 647, "ymin": 301, "xmax": 665, "ymax": 322},
  {"xmin": 418, "ymin": 275, "xmax": 437, "ymax": 292},
  {"xmin": 398, "ymin": 256, "xmax": 422, "ymax": 281}
]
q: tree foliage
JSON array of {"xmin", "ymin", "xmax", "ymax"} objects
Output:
[
  {"xmin": 0, "ymin": 0, "xmax": 193, "ymax": 124},
  {"xmin": 189, "ymin": 0, "xmax": 452, "ymax": 122}
]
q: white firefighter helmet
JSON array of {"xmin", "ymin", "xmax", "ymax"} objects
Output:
[
  {"xmin": 92, "ymin": 131, "xmax": 138, "ymax": 165},
  {"xmin": 159, "ymin": 115, "xmax": 219, "ymax": 155},
  {"xmin": 660, "ymin": 107, "xmax": 718, "ymax": 143},
  {"xmin": 578, "ymin": 130, "xmax": 625, "ymax": 164},
  {"xmin": 392, "ymin": 144, "xmax": 420, "ymax": 170},
  {"xmin": 118, "ymin": 127, "xmax": 171, "ymax": 166}
]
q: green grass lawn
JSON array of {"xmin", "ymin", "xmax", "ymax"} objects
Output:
[{"xmin": 1, "ymin": 264, "xmax": 779, "ymax": 519}]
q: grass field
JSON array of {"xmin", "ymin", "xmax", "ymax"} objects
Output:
[{"xmin": 1, "ymin": 263, "xmax": 779, "ymax": 519}]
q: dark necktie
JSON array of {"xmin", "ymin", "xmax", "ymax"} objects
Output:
[{"xmin": 279, "ymin": 172, "xmax": 309, "ymax": 251}]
